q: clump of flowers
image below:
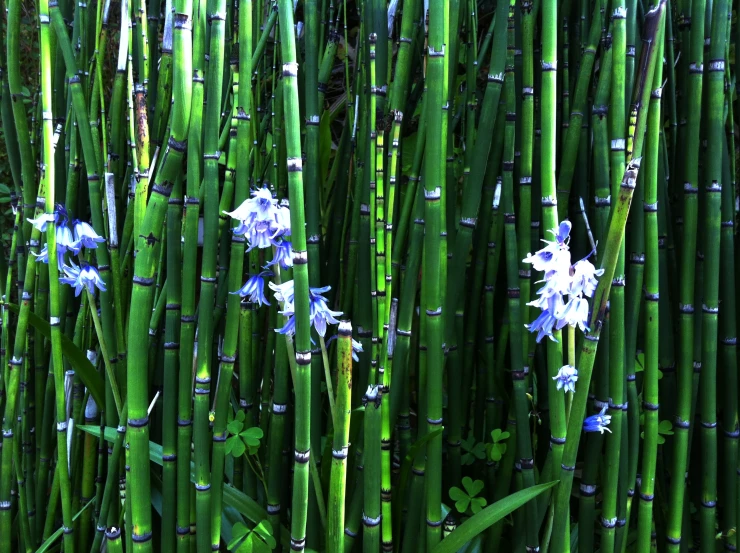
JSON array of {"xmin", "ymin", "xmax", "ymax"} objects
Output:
[
  {"xmin": 226, "ymin": 190, "xmax": 345, "ymax": 340},
  {"xmin": 523, "ymin": 220, "xmax": 604, "ymax": 342},
  {"xmin": 29, "ymin": 204, "xmax": 107, "ymax": 294}
]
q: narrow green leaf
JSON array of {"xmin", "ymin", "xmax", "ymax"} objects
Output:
[
  {"xmin": 431, "ymin": 481, "xmax": 559, "ymax": 553},
  {"xmin": 35, "ymin": 499, "xmax": 94, "ymax": 553}
]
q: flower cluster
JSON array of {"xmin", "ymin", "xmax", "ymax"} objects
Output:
[
  {"xmin": 523, "ymin": 220, "xmax": 604, "ymax": 343},
  {"xmin": 224, "ymin": 187, "xmax": 293, "ymax": 268},
  {"xmin": 227, "ymin": 190, "xmax": 350, "ymax": 346},
  {"xmin": 28, "ymin": 205, "xmax": 107, "ymax": 295},
  {"xmin": 552, "ymin": 365, "xmax": 578, "ymax": 394}
]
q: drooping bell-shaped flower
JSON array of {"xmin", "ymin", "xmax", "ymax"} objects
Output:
[
  {"xmin": 556, "ymin": 295, "xmax": 591, "ymax": 332},
  {"xmin": 59, "ymin": 261, "xmax": 107, "ymax": 296},
  {"xmin": 269, "ymin": 280, "xmax": 295, "ymax": 308},
  {"xmin": 71, "ymin": 220, "xmax": 106, "ymax": 253},
  {"xmin": 27, "ymin": 213, "xmax": 56, "ymax": 232},
  {"xmin": 569, "ymin": 256, "xmax": 605, "ymax": 298},
  {"xmin": 552, "ymin": 365, "xmax": 578, "ymax": 393},
  {"xmin": 232, "ymin": 271, "xmax": 272, "ymax": 307},
  {"xmin": 583, "ymin": 405, "xmax": 612, "ymax": 434},
  {"xmin": 352, "ymin": 338, "xmax": 363, "ymax": 362},
  {"xmin": 267, "ymin": 240, "xmax": 293, "ymax": 270}
]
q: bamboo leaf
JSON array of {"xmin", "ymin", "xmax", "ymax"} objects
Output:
[
  {"xmin": 431, "ymin": 481, "xmax": 559, "ymax": 553},
  {"xmin": 7, "ymin": 302, "xmax": 105, "ymax": 407},
  {"xmin": 34, "ymin": 499, "xmax": 94, "ymax": 553}
]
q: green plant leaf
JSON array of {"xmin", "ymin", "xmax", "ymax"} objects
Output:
[
  {"xmin": 7, "ymin": 302, "xmax": 105, "ymax": 407},
  {"xmin": 232, "ymin": 438, "xmax": 246, "ymax": 458},
  {"xmin": 462, "ymin": 477, "xmax": 484, "ymax": 498},
  {"xmin": 431, "ymin": 481, "xmax": 559, "ymax": 553},
  {"xmin": 470, "ymin": 497, "xmax": 487, "ymax": 514},
  {"xmin": 236, "ymin": 410, "xmax": 246, "ymax": 422},
  {"xmin": 228, "ymin": 419, "xmax": 244, "ymax": 435},
  {"xmin": 658, "ymin": 420, "xmax": 674, "ymax": 435},
  {"xmin": 35, "ymin": 499, "xmax": 95, "ymax": 553}
]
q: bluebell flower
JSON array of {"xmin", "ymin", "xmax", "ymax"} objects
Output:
[
  {"xmin": 352, "ymin": 338, "xmax": 363, "ymax": 362},
  {"xmin": 55, "ymin": 223, "xmax": 76, "ymax": 255},
  {"xmin": 269, "ymin": 280, "xmax": 295, "ymax": 307},
  {"xmin": 556, "ymin": 296, "xmax": 590, "ymax": 332},
  {"xmin": 27, "ymin": 213, "xmax": 56, "ymax": 232},
  {"xmin": 267, "ymin": 240, "xmax": 293, "ymax": 270},
  {"xmin": 553, "ymin": 365, "xmax": 578, "ymax": 393},
  {"xmin": 525, "ymin": 302, "xmax": 560, "ymax": 343},
  {"xmin": 32, "ymin": 245, "xmax": 50, "ymax": 264},
  {"xmin": 569, "ymin": 256, "xmax": 604, "ymax": 298},
  {"xmin": 71, "ymin": 220, "xmax": 106, "ymax": 253},
  {"xmin": 59, "ymin": 261, "xmax": 107, "ymax": 296},
  {"xmin": 232, "ymin": 271, "xmax": 272, "ymax": 307},
  {"xmin": 583, "ymin": 405, "xmax": 612, "ymax": 434},
  {"xmin": 310, "ymin": 292, "xmax": 343, "ymax": 337},
  {"xmin": 276, "ymin": 305, "xmax": 296, "ymax": 336},
  {"xmin": 224, "ymin": 188, "xmax": 290, "ymax": 250}
]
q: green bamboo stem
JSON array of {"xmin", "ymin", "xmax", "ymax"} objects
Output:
[
  {"xmin": 697, "ymin": 2, "xmax": 728, "ymax": 550},
  {"xmin": 276, "ymin": 2, "xmax": 313, "ymax": 550},
  {"xmin": 363, "ymin": 385, "xmax": 382, "ymax": 553},
  {"xmin": 634, "ymin": 29, "xmax": 663, "ymax": 551},
  {"xmin": 327, "ymin": 321, "xmax": 353, "ymax": 553},
  {"xmin": 424, "ymin": 0, "xmax": 449, "ymax": 546}
]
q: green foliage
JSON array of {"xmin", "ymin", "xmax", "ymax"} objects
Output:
[
  {"xmin": 461, "ymin": 431, "xmax": 486, "ymax": 465},
  {"xmin": 449, "ymin": 477, "xmax": 487, "ymax": 515},
  {"xmin": 487, "ymin": 428, "xmax": 510, "ymax": 462},
  {"xmin": 227, "ymin": 520, "xmax": 276, "ymax": 553},
  {"xmin": 226, "ymin": 410, "xmax": 264, "ymax": 457}
]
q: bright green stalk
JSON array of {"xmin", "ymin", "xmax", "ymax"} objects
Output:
[
  {"xmin": 276, "ymin": 2, "xmax": 313, "ymax": 550},
  {"xmin": 634, "ymin": 30, "xmax": 663, "ymax": 551},
  {"xmin": 424, "ymin": 0, "xmax": 448, "ymax": 547},
  {"xmin": 192, "ymin": 0, "xmax": 227, "ymax": 541},
  {"xmin": 363, "ymin": 385, "xmax": 382, "ymax": 553},
  {"xmin": 600, "ymin": 5, "xmax": 628, "ymax": 552},
  {"xmin": 698, "ymin": 2, "xmax": 728, "ymax": 550},
  {"xmin": 540, "ymin": 0, "xmax": 566, "ymax": 535},
  {"xmin": 555, "ymin": 0, "xmax": 603, "ymax": 216},
  {"xmin": 502, "ymin": 1, "xmax": 538, "ymax": 550},
  {"xmin": 665, "ymin": 0, "xmax": 704, "ymax": 547},
  {"xmin": 550, "ymin": 6, "xmax": 667, "ymax": 552},
  {"xmin": 328, "ymin": 321, "xmax": 353, "ymax": 553}
]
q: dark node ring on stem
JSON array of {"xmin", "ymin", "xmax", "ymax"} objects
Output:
[
  {"xmin": 723, "ymin": 427, "xmax": 740, "ymax": 438},
  {"xmin": 674, "ymin": 417, "xmax": 690, "ymax": 429},
  {"xmin": 520, "ymin": 458, "xmax": 534, "ymax": 470},
  {"xmin": 693, "ymin": 362, "xmax": 702, "ymax": 373},
  {"xmin": 195, "ymin": 483, "xmax": 211, "ymax": 492},
  {"xmin": 701, "ymin": 421, "xmax": 717, "ymax": 429},
  {"xmin": 666, "ymin": 536, "xmax": 682, "ymax": 545},
  {"xmin": 616, "ymin": 519, "xmax": 627, "ymax": 528},
  {"xmin": 561, "ymin": 463, "xmax": 576, "ymax": 472},
  {"xmin": 639, "ymin": 492, "xmax": 654, "ymax": 502},
  {"xmin": 725, "ymin": 544, "xmax": 737, "ymax": 552},
  {"xmin": 702, "ymin": 304, "xmax": 719, "ymax": 314},
  {"xmin": 412, "ymin": 467, "xmax": 425, "ymax": 476},
  {"xmin": 550, "ymin": 435, "xmax": 566, "ymax": 445},
  {"xmin": 176, "ymin": 526, "xmax": 190, "ymax": 536},
  {"xmin": 600, "ymin": 517, "xmax": 617, "ymax": 529},
  {"xmin": 332, "ymin": 447, "xmax": 349, "ymax": 460},
  {"xmin": 525, "ymin": 547, "xmax": 539, "ymax": 553},
  {"xmin": 580, "ymin": 483, "xmax": 596, "ymax": 497},
  {"xmin": 273, "ymin": 403, "xmax": 287, "ymax": 415},
  {"xmin": 722, "ymin": 337, "xmax": 738, "ymax": 346},
  {"xmin": 642, "ymin": 401, "xmax": 659, "ymax": 411},
  {"xmin": 679, "ymin": 303, "xmax": 694, "ymax": 314},
  {"xmin": 701, "ymin": 500, "xmax": 717, "ymax": 508},
  {"xmin": 133, "ymin": 275, "xmax": 156, "ymax": 286},
  {"xmin": 132, "ymin": 531, "xmax": 153, "ymax": 543},
  {"xmin": 294, "ymin": 449, "xmax": 310, "ymax": 463},
  {"xmin": 426, "ymin": 416, "xmax": 443, "ymax": 426},
  {"xmin": 296, "ymin": 350, "xmax": 311, "ymax": 365},
  {"xmin": 426, "ymin": 518, "xmax": 442, "ymax": 528},
  {"xmin": 162, "ymin": 453, "xmax": 177, "ymax": 462},
  {"xmin": 164, "ymin": 342, "xmax": 180, "ymax": 350},
  {"xmin": 266, "ymin": 503, "xmax": 281, "ymax": 515},
  {"xmin": 127, "ymin": 416, "xmax": 149, "ymax": 428}
]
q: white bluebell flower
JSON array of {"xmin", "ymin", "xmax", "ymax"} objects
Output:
[
  {"xmin": 556, "ymin": 295, "xmax": 591, "ymax": 332},
  {"xmin": 522, "ymin": 220, "xmax": 572, "ymax": 273},
  {"xmin": 310, "ymin": 291, "xmax": 343, "ymax": 337},
  {"xmin": 27, "ymin": 213, "xmax": 56, "ymax": 232},
  {"xmin": 71, "ymin": 219, "xmax": 106, "ymax": 253},
  {"xmin": 32, "ymin": 245, "xmax": 50, "ymax": 264},
  {"xmin": 267, "ymin": 240, "xmax": 293, "ymax": 270},
  {"xmin": 276, "ymin": 305, "xmax": 296, "ymax": 336},
  {"xmin": 232, "ymin": 271, "xmax": 272, "ymax": 307},
  {"xmin": 525, "ymin": 298, "xmax": 560, "ymax": 343},
  {"xmin": 273, "ymin": 202, "xmax": 292, "ymax": 238},
  {"xmin": 224, "ymin": 187, "xmax": 290, "ymax": 250},
  {"xmin": 553, "ymin": 365, "xmax": 578, "ymax": 393},
  {"xmin": 583, "ymin": 405, "xmax": 612, "ymax": 434},
  {"xmin": 55, "ymin": 223, "xmax": 76, "ymax": 255},
  {"xmin": 269, "ymin": 280, "xmax": 295, "ymax": 308},
  {"xmin": 59, "ymin": 261, "xmax": 107, "ymax": 296},
  {"xmin": 569, "ymin": 256, "xmax": 604, "ymax": 298},
  {"xmin": 352, "ymin": 338, "xmax": 363, "ymax": 362}
]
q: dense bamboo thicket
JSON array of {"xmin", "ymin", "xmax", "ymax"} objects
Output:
[{"xmin": 0, "ymin": 0, "xmax": 738, "ymax": 551}]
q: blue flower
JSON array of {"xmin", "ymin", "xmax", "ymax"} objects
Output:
[
  {"xmin": 232, "ymin": 271, "xmax": 272, "ymax": 307},
  {"xmin": 583, "ymin": 405, "xmax": 611, "ymax": 434},
  {"xmin": 352, "ymin": 338, "xmax": 363, "ymax": 362},
  {"xmin": 55, "ymin": 223, "xmax": 76, "ymax": 255},
  {"xmin": 555, "ymin": 296, "xmax": 590, "ymax": 332},
  {"xmin": 59, "ymin": 261, "xmax": 107, "ymax": 296},
  {"xmin": 27, "ymin": 213, "xmax": 56, "ymax": 232},
  {"xmin": 267, "ymin": 240, "xmax": 293, "ymax": 270},
  {"xmin": 271, "ymin": 281, "xmax": 343, "ymax": 337},
  {"xmin": 32, "ymin": 245, "xmax": 50, "ymax": 264},
  {"xmin": 553, "ymin": 365, "xmax": 578, "ymax": 393},
  {"xmin": 71, "ymin": 220, "xmax": 106, "ymax": 253},
  {"xmin": 269, "ymin": 280, "xmax": 295, "ymax": 307},
  {"xmin": 276, "ymin": 305, "xmax": 296, "ymax": 336},
  {"xmin": 525, "ymin": 295, "xmax": 562, "ymax": 343},
  {"xmin": 224, "ymin": 188, "xmax": 291, "ymax": 250}
]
